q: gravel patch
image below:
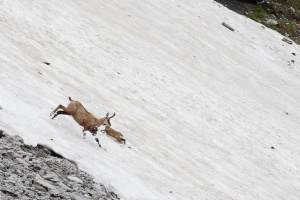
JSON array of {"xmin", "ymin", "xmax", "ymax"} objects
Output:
[{"xmin": 0, "ymin": 130, "xmax": 120, "ymax": 200}]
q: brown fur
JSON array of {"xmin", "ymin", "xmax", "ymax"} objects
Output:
[
  {"xmin": 102, "ymin": 126, "xmax": 126, "ymax": 144},
  {"xmin": 50, "ymin": 97, "xmax": 112, "ymax": 135}
]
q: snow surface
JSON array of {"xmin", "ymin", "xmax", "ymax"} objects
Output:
[{"xmin": 1, "ymin": 0, "xmax": 300, "ymax": 199}]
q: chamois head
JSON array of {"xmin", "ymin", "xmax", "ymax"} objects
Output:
[{"xmin": 103, "ymin": 112, "xmax": 116, "ymax": 127}]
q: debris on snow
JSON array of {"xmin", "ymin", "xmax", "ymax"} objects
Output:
[
  {"xmin": 222, "ymin": 22, "xmax": 235, "ymax": 31},
  {"xmin": 43, "ymin": 62, "xmax": 51, "ymax": 65},
  {"xmin": 282, "ymin": 38, "xmax": 293, "ymax": 45}
]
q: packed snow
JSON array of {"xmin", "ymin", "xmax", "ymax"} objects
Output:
[{"xmin": 1, "ymin": 0, "xmax": 300, "ymax": 199}]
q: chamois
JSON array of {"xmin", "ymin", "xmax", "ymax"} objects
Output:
[
  {"xmin": 50, "ymin": 97, "xmax": 115, "ymax": 138},
  {"xmin": 98, "ymin": 114, "xmax": 126, "ymax": 144}
]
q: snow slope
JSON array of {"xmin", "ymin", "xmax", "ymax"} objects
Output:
[{"xmin": 1, "ymin": 0, "xmax": 300, "ymax": 199}]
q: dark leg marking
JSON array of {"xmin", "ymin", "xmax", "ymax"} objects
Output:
[
  {"xmin": 95, "ymin": 138, "xmax": 101, "ymax": 148},
  {"xmin": 51, "ymin": 110, "xmax": 69, "ymax": 119}
]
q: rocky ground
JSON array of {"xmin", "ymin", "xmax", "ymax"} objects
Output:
[
  {"xmin": 214, "ymin": 0, "xmax": 256, "ymax": 14},
  {"xmin": 0, "ymin": 130, "xmax": 119, "ymax": 200},
  {"xmin": 215, "ymin": 0, "xmax": 300, "ymax": 44}
]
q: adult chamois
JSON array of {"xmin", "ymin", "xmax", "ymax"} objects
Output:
[{"xmin": 50, "ymin": 97, "xmax": 115, "ymax": 141}]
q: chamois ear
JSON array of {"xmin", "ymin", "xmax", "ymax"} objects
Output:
[{"xmin": 102, "ymin": 113, "xmax": 110, "ymax": 127}]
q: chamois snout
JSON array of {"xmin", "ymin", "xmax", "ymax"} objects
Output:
[{"xmin": 89, "ymin": 126, "xmax": 98, "ymax": 136}]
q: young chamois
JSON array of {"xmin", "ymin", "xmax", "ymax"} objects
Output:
[
  {"xmin": 50, "ymin": 97, "xmax": 115, "ymax": 139},
  {"xmin": 98, "ymin": 113, "xmax": 126, "ymax": 145}
]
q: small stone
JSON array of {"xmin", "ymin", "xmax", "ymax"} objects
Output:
[
  {"xmin": 67, "ymin": 176, "xmax": 83, "ymax": 184},
  {"xmin": 70, "ymin": 194, "xmax": 86, "ymax": 200},
  {"xmin": 0, "ymin": 163, "xmax": 5, "ymax": 169},
  {"xmin": 35, "ymin": 178, "xmax": 55, "ymax": 190},
  {"xmin": 12, "ymin": 135, "xmax": 24, "ymax": 144},
  {"xmin": 15, "ymin": 169, "xmax": 22, "ymax": 175},
  {"xmin": 6, "ymin": 180, "xmax": 16, "ymax": 185},
  {"xmin": 3, "ymin": 172, "xmax": 10, "ymax": 177},
  {"xmin": 56, "ymin": 181, "xmax": 72, "ymax": 190},
  {"xmin": 34, "ymin": 165, "xmax": 42, "ymax": 171},
  {"xmin": 266, "ymin": 19, "xmax": 278, "ymax": 26},
  {"xmin": 25, "ymin": 180, "xmax": 30, "ymax": 185},
  {"xmin": 32, "ymin": 159, "xmax": 41, "ymax": 164},
  {"xmin": 289, "ymin": 7, "xmax": 295, "ymax": 13},
  {"xmin": 39, "ymin": 170, "xmax": 45, "ymax": 176},
  {"xmin": 26, "ymin": 190, "xmax": 34, "ymax": 197},
  {"xmin": 271, "ymin": 146, "xmax": 275, "ymax": 149},
  {"xmin": 222, "ymin": 22, "xmax": 234, "ymax": 31},
  {"xmin": 37, "ymin": 192, "xmax": 44, "ymax": 196},
  {"xmin": 27, "ymin": 174, "xmax": 35, "ymax": 179},
  {"xmin": 282, "ymin": 38, "xmax": 292, "ymax": 45}
]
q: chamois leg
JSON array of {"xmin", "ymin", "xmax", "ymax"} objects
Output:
[
  {"xmin": 51, "ymin": 110, "xmax": 70, "ymax": 119},
  {"xmin": 82, "ymin": 126, "xmax": 96, "ymax": 138},
  {"xmin": 50, "ymin": 104, "xmax": 67, "ymax": 116},
  {"xmin": 95, "ymin": 138, "xmax": 102, "ymax": 148},
  {"xmin": 117, "ymin": 137, "xmax": 126, "ymax": 145},
  {"xmin": 121, "ymin": 138, "xmax": 126, "ymax": 145}
]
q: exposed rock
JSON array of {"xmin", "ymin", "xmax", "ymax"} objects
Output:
[
  {"xmin": 265, "ymin": 19, "xmax": 278, "ymax": 25},
  {"xmin": 289, "ymin": 7, "xmax": 295, "ymax": 14},
  {"xmin": 35, "ymin": 176, "xmax": 55, "ymax": 190},
  {"xmin": 282, "ymin": 38, "xmax": 293, "ymax": 44},
  {"xmin": 11, "ymin": 135, "xmax": 24, "ymax": 145},
  {"xmin": 67, "ymin": 176, "xmax": 83, "ymax": 184},
  {"xmin": 214, "ymin": 0, "xmax": 300, "ymax": 44},
  {"xmin": 0, "ymin": 130, "xmax": 120, "ymax": 200}
]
